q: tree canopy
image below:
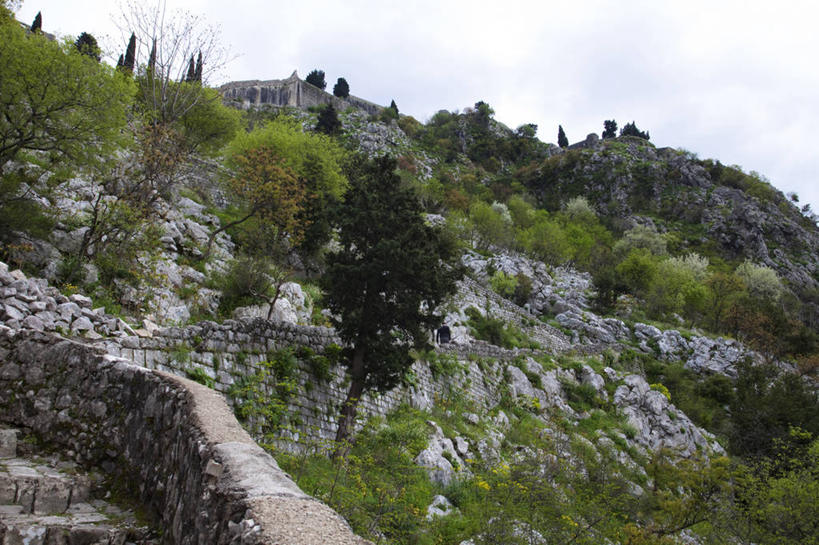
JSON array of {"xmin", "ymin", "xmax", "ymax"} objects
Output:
[
  {"xmin": 305, "ymin": 69, "xmax": 326, "ymax": 90},
  {"xmin": 0, "ymin": 17, "xmax": 134, "ymax": 172},
  {"xmin": 315, "ymin": 103, "xmax": 342, "ymax": 135},
  {"xmin": 602, "ymin": 119, "xmax": 617, "ymax": 139},
  {"xmin": 332, "ymin": 77, "xmax": 349, "ymax": 98},
  {"xmin": 224, "ymin": 118, "xmax": 348, "ymax": 262},
  {"xmin": 321, "ymin": 156, "xmax": 462, "ymax": 447},
  {"xmin": 620, "ymin": 121, "xmax": 650, "ymax": 140},
  {"xmin": 558, "ymin": 125, "xmax": 568, "ymax": 148}
]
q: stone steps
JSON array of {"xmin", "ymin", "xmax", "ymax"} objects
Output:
[{"xmin": 0, "ymin": 427, "xmax": 159, "ymax": 545}]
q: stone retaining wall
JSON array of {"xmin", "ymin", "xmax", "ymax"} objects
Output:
[
  {"xmin": 100, "ymin": 318, "xmax": 527, "ymax": 448},
  {"xmin": 0, "ymin": 327, "xmax": 369, "ymax": 545}
]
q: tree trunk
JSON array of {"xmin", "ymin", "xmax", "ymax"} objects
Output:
[
  {"xmin": 199, "ymin": 208, "xmax": 257, "ymax": 262},
  {"xmin": 332, "ymin": 348, "xmax": 366, "ymax": 459}
]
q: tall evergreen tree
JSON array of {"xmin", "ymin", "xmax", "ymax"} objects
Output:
[
  {"xmin": 602, "ymin": 119, "xmax": 618, "ymax": 139},
  {"xmin": 332, "ymin": 77, "xmax": 350, "ymax": 98},
  {"xmin": 185, "ymin": 55, "xmax": 195, "ymax": 82},
  {"xmin": 75, "ymin": 32, "xmax": 100, "ymax": 61},
  {"xmin": 321, "ymin": 156, "xmax": 462, "ymax": 450},
  {"xmin": 194, "ymin": 51, "xmax": 203, "ymax": 82},
  {"xmin": 116, "ymin": 54, "xmax": 124, "ymax": 70},
  {"xmin": 620, "ymin": 121, "xmax": 650, "ymax": 140},
  {"xmin": 122, "ymin": 32, "xmax": 136, "ymax": 74},
  {"xmin": 389, "ymin": 99, "xmax": 399, "ymax": 115},
  {"xmin": 30, "ymin": 11, "xmax": 41, "ymax": 33},
  {"xmin": 147, "ymin": 39, "xmax": 156, "ymax": 71},
  {"xmin": 315, "ymin": 103, "xmax": 342, "ymax": 135},
  {"xmin": 558, "ymin": 125, "xmax": 568, "ymax": 148},
  {"xmin": 305, "ymin": 69, "xmax": 326, "ymax": 90}
]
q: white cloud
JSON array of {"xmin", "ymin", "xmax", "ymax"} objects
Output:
[{"xmin": 14, "ymin": 0, "xmax": 819, "ymax": 210}]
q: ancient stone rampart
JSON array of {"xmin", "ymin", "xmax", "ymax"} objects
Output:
[
  {"xmin": 102, "ymin": 318, "xmax": 522, "ymax": 448},
  {"xmin": 220, "ymin": 71, "xmax": 382, "ymax": 115},
  {"xmin": 0, "ymin": 328, "xmax": 369, "ymax": 545}
]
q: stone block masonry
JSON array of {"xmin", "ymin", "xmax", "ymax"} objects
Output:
[
  {"xmin": 220, "ymin": 71, "xmax": 382, "ymax": 115},
  {"xmin": 103, "ymin": 318, "xmax": 521, "ymax": 449},
  {"xmin": 0, "ymin": 327, "xmax": 370, "ymax": 545}
]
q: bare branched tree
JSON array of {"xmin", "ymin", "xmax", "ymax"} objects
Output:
[{"xmin": 116, "ymin": 0, "xmax": 231, "ymax": 125}]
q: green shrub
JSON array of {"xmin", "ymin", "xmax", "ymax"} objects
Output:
[
  {"xmin": 185, "ymin": 366, "xmax": 214, "ymax": 389},
  {"xmin": 464, "ymin": 307, "xmax": 538, "ymax": 349},
  {"xmin": 489, "ymin": 270, "xmax": 517, "ymax": 298}
]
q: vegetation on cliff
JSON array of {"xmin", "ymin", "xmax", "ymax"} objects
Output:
[{"xmin": 1, "ymin": 4, "xmax": 817, "ymax": 543}]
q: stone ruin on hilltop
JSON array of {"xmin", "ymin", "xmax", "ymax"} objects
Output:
[{"xmin": 220, "ymin": 70, "xmax": 382, "ymax": 114}]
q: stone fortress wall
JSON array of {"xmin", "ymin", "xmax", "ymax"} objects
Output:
[
  {"xmin": 0, "ymin": 328, "xmax": 370, "ymax": 545},
  {"xmin": 220, "ymin": 71, "xmax": 382, "ymax": 115},
  {"xmin": 103, "ymin": 318, "xmax": 527, "ymax": 449}
]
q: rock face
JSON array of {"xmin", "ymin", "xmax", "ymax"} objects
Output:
[
  {"xmin": 613, "ymin": 374, "xmax": 723, "ymax": 457},
  {"xmin": 522, "ymin": 138, "xmax": 819, "ymax": 298},
  {"xmin": 414, "ymin": 421, "xmax": 471, "ymax": 486},
  {"xmin": 0, "ymin": 262, "xmax": 130, "ymax": 338}
]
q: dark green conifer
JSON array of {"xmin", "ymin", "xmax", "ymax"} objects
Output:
[
  {"xmin": 194, "ymin": 51, "xmax": 203, "ymax": 82},
  {"xmin": 333, "ymin": 77, "xmax": 349, "ymax": 98},
  {"xmin": 30, "ymin": 11, "xmax": 41, "ymax": 33},
  {"xmin": 122, "ymin": 33, "xmax": 136, "ymax": 74},
  {"xmin": 315, "ymin": 103, "xmax": 342, "ymax": 135},
  {"xmin": 321, "ymin": 156, "xmax": 462, "ymax": 448},
  {"xmin": 305, "ymin": 69, "xmax": 326, "ymax": 90},
  {"xmin": 185, "ymin": 55, "xmax": 195, "ymax": 82},
  {"xmin": 75, "ymin": 32, "xmax": 100, "ymax": 61},
  {"xmin": 558, "ymin": 125, "xmax": 568, "ymax": 148},
  {"xmin": 147, "ymin": 39, "xmax": 156, "ymax": 71},
  {"xmin": 602, "ymin": 119, "xmax": 618, "ymax": 139}
]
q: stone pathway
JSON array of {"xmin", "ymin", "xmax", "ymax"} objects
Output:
[{"xmin": 0, "ymin": 427, "xmax": 159, "ymax": 545}]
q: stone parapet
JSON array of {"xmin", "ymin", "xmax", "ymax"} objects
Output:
[{"xmin": 0, "ymin": 328, "xmax": 369, "ymax": 545}]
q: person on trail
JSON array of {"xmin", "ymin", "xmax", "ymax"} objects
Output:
[{"xmin": 436, "ymin": 322, "xmax": 451, "ymax": 344}]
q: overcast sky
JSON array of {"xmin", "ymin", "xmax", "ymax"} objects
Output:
[{"xmin": 15, "ymin": 0, "xmax": 819, "ymax": 212}]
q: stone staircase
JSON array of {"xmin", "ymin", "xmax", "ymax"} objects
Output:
[{"xmin": 0, "ymin": 427, "xmax": 159, "ymax": 545}]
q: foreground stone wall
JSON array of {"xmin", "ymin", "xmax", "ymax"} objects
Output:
[{"xmin": 0, "ymin": 327, "xmax": 369, "ymax": 545}]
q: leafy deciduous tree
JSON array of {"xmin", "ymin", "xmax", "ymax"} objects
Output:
[{"xmin": 223, "ymin": 118, "xmax": 348, "ymax": 265}]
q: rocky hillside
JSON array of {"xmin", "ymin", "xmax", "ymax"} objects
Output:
[
  {"xmin": 1, "ymin": 17, "xmax": 817, "ymax": 541},
  {"xmin": 518, "ymin": 137, "xmax": 819, "ymax": 294}
]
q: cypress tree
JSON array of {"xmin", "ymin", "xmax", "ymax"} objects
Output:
[
  {"xmin": 602, "ymin": 119, "xmax": 618, "ymax": 139},
  {"xmin": 123, "ymin": 33, "xmax": 136, "ymax": 74},
  {"xmin": 389, "ymin": 99, "xmax": 399, "ymax": 115},
  {"xmin": 116, "ymin": 54, "xmax": 124, "ymax": 70},
  {"xmin": 185, "ymin": 55, "xmax": 195, "ymax": 82},
  {"xmin": 194, "ymin": 51, "xmax": 203, "ymax": 82},
  {"xmin": 305, "ymin": 69, "xmax": 326, "ymax": 90},
  {"xmin": 75, "ymin": 32, "xmax": 100, "ymax": 61},
  {"xmin": 148, "ymin": 39, "xmax": 156, "ymax": 71},
  {"xmin": 558, "ymin": 125, "xmax": 568, "ymax": 148},
  {"xmin": 30, "ymin": 12, "xmax": 41, "ymax": 33},
  {"xmin": 315, "ymin": 103, "xmax": 342, "ymax": 135},
  {"xmin": 332, "ymin": 77, "xmax": 350, "ymax": 98}
]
